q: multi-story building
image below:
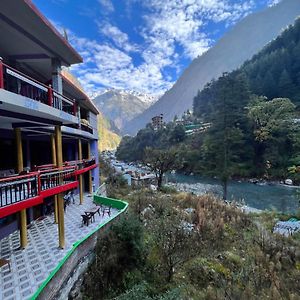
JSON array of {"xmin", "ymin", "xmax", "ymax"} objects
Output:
[
  {"xmin": 151, "ymin": 114, "xmax": 164, "ymax": 131},
  {"xmin": 0, "ymin": 0, "xmax": 99, "ymax": 249}
]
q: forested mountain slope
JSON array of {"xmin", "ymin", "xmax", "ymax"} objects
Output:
[
  {"xmin": 194, "ymin": 17, "xmax": 300, "ymax": 115},
  {"xmin": 124, "ymin": 0, "xmax": 300, "ymax": 135}
]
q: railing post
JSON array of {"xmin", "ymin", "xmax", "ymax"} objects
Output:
[
  {"xmin": 37, "ymin": 172, "xmax": 41, "ymax": 195},
  {"xmin": 0, "ymin": 57, "xmax": 4, "ymax": 89},
  {"xmin": 73, "ymin": 100, "xmax": 77, "ymax": 116},
  {"xmin": 78, "ymin": 139, "xmax": 83, "ymax": 205},
  {"xmin": 48, "ymin": 84, "xmax": 53, "ymax": 107}
]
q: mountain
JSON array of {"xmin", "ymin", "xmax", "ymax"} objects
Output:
[
  {"xmin": 93, "ymin": 89, "xmax": 157, "ymax": 132},
  {"xmin": 194, "ymin": 17, "xmax": 300, "ymax": 116},
  {"xmin": 98, "ymin": 111, "xmax": 121, "ymax": 151},
  {"xmin": 124, "ymin": 0, "xmax": 300, "ymax": 135}
]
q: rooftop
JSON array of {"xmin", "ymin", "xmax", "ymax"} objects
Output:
[
  {"xmin": 0, "ymin": 0, "xmax": 82, "ymax": 67},
  {"xmin": 0, "ymin": 193, "xmax": 119, "ymax": 300}
]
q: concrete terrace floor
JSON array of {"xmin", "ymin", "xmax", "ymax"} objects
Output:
[{"xmin": 0, "ymin": 193, "xmax": 119, "ymax": 300}]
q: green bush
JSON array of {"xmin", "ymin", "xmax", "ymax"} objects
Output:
[
  {"xmin": 159, "ymin": 185, "xmax": 178, "ymax": 194},
  {"xmin": 81, "ymin": 214, "xmax": 145, "ymax": 299}
]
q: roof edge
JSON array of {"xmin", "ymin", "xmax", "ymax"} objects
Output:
[
  {"xmin": 61, "ymin": 73, "xmax": 100, "ymax": 115},
  {"xmin": 24, "ymin": 0, "xmax": 83, "ymax": 64}
]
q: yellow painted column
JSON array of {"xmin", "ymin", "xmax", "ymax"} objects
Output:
[
  {"xmin": 78, "ymin": 139, "xmax": 83, "ymax": 204},
  {"xmin": 87, "ymin": 142, "xmax": 93, "ymax": 194},
  {"xmin": 15, "ymin": 128, "xmax": 27, "ymax": 248},
  {"xmin": 55, "ymin": 126, "xmax": 65, "ymax": 249},
  {"xmin": 50, "ymin": 134, "xmax": 58, "ymax": 224}
]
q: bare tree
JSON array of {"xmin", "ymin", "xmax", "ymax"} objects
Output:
[
  {"xmin": 143, "ymin": 147, "xmax": 180, "ymax": 190},
  {"xmin": 149, "ymin": 211, "xmax": 198, "ymax": 282}
]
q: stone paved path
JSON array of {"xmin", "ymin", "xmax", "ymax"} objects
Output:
[{"xmin": 0, "ymin": 194, "xmax": 118, "ymax": 300}]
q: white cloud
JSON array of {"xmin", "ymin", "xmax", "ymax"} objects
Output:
[
  {"xmin": 98, "ymin": 0, "xmax": 114, "ymax": 13},
  {"xmin": 141, "ymin": 0, "xmax": 256, "ymax": 59},
  {"xmin": 268, "ymin": 0, "xmax": 281, "ymax": 6},
  {"xmin": 52, "ymin": 0, "xmax": 266, "ymax": 97},
  {"xmin": 98, "ymin": 22, "xmax": 138, "ymax": 52}
]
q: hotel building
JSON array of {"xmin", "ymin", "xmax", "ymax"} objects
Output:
[{"xmin": 0, "ymin": 0, "xmax": 100, "ymax": 249}]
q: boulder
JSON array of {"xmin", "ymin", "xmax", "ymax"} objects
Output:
[{"xmin": 284, "ymin": 179, "xmax": 293, "ymax": 185}]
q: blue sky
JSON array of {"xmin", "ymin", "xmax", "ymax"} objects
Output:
[{"xmin": 33, "ymin": 0, "xmax": 280, "ymax": 96}]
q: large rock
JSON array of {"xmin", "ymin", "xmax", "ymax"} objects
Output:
[{"xmin": 284, "ymin": 179, "xmax": 293, "ymax": 185}]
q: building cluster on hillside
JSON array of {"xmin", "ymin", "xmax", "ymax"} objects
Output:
[{"xmin": 184, "ymin": 123, "xmax": 211, "ymax": 135}]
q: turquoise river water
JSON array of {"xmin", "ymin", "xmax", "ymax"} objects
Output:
[{"xmin": 167, "ymin": 174, "xmax": 299, "ymax": 214}]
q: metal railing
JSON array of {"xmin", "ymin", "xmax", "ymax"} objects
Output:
[
  {"xmin": 64, "ymin": 157, "xmax": 96, "ymax": 169},
  {"xmin": 83, "ymin": 157, "xmax": 96, "ymax": 168},
  {"xmin": 0, "ymin": 60, "xmax": 76, "ymax": 117},
  {"xmin": 0, "ymin": 158, "xmax": 97, "ymax": 209},
  {"xmin": 40, "ymin": 167, "xmax": 76, "ymax": 191},
  {"xmin": 80, "ymin": 122, "xmax": 93, "ymax": 134},
  {"xmin": 34, "ymin": 164, "xmax": 56, "ymax": 171},
  {"xmin": 0, "ymin": 173, "xmax": 39, "ymax": 208}
]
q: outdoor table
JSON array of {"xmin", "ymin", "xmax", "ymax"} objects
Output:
[
  {"xmin": 81, "ymin": 214, "xmax": 92, "ymax": 226},
  {"xmin": 84, "ymin": 206, "xmax": 101, "ymax": 222}
]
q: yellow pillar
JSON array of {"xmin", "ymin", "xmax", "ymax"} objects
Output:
[
  {"xmin": 50, "ymin": 134, "xmax": 58, "ymax": 224},
  {"xmin": 15, "ymin": 128, "xmax": 27, "ymax": 248},
  {"xmin": 55, "ymin": 126, "xmax": 65, "ymax": 249},
  {"xmin": 87, "ymin": 142, "xmax": 93, "ymax": 194},
  {"xmin": 78, "ymin": 139, "xmax": 83, "ymax": 204},
  {"xmin": 15, "ymin": 129, "xmax": 23, "ymax": 173}
]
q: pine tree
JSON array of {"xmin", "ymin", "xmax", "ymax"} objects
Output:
[
  {"xmin": 278, "ymin": 69, "xmax": 296, "ymax": 98},
  {"xmin": 201, "ymin": 73, "xmax": 251, "ymax": 200}
]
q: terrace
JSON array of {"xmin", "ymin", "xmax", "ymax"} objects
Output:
[
  {"xmin": 0, "ymin": 193, "xmax": 122, "ymax": 300},
  {"xmin": 0, "ymin": 158, "xmax": 97, "ymax": 217}
]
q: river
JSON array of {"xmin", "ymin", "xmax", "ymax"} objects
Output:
[{"xmin": 167, "ymin": 173, "xmax": 299, "ymax": 214}]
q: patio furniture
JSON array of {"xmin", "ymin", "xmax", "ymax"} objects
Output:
[
  {"xmin": 81, "ymin": 214, "xmax": 92, "ymax": 226},
  {"xmin": 95, "ymin": 205, "xmax": 102, "ymax": 216},
  {"xmin": 0, "ymin": 258, "xmax": 11, "ymax": 272},
  {"xmin": 84, "ymin": 206, "xmax": 100, "ymax": 222},
  {"xmin": 84, "ymin": 211, "xmax": 95, "ymax": 223},
  {"xmin": 102, "ymin": 205, "xmax": 111, "ymax": 217}
]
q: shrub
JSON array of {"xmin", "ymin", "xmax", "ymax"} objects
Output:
[{"xmin": 81, "ymin": 214, "xmax": 145, "ymax": 299}]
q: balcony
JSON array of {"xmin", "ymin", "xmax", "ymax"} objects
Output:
[
  {"xmin": 0, "ymin": 159, "xmax": 97, "ymax": 218},
  {"xmin": 80, "ymin": 119, "xmax": 93, "ymax": 134},
  {"xmin": 0, "ymin": 172, "xmax": 39, "ymax": 208},
  {"xmin": 0, "ymin": 60, "xmax": 76, "ymax": 117}
]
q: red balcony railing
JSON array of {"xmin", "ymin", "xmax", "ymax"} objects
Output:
[
  {"xmin": 0, "ymin": 172, "xmax": 39, "ymax": 208},
  {"xmin": 65, "ymin": 158, "xmax": 96, "ymax": 169},
  {"xmin": 34, "ymin": 158, "xmax": 96, "ymax": 172},
  {"xmin": 0, "ymin": 159, "xmax": 97, "ymax": 211},
  {"xmin": 0, "ymin": 59, "xmax": 76, "ymax": 117},
  {"xmin": 40, "ymin": 166, "xmax": 76, "ymax": 191}
]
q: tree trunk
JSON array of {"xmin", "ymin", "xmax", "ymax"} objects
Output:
[
  {"xmin": 222, "ymin": 178, "xmax": 228, "ymax": 201},
  {"xmin": 167, "ymin": 264, "xmax": 173, "ymax": 282},
  {"xmin": 157, "ymin": 173, "xmax": 163, "ymax": 190}
]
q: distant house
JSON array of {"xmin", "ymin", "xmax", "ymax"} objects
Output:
[{"xmin": 151, "ymin": 114, "xmax": 164, "ymax": 131}]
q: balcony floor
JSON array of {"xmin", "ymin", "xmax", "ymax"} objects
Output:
[{"xmin": 0, "ymin": 193, "xmax": 119, "ymax": 300}]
